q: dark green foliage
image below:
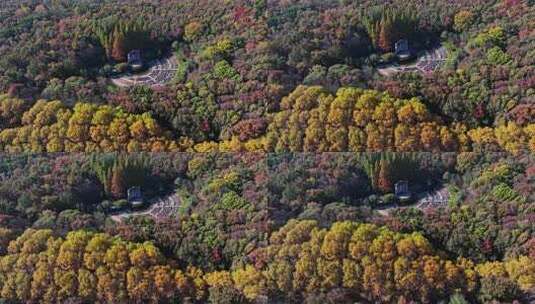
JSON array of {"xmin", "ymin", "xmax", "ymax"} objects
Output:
[
  {"xmin": 361, "ymin": 5, "xmax": 420, "ymax": 52},
  {"xmin": 360, "ymin": 153, "xmax": 423, "ymax": 192},
  {"xmin": 89, "ymin": 154, "xmax": 151, "ymax": 198},
  {"xmin": 93, "ymin": 18, "xmax": 155, "ymax": 61}
]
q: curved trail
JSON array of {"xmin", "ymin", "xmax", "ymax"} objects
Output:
[
  {"xmin": 377, "ymin": 45, "xmax": 447, "ymax": 77},
  {"xmin": 110, "ymin": 193, "xmax": 181, "ymax": 222},
  {"xmin": 111, "ymin": 55, "xmax": 178, "ymax": 88},
  {"xmin": 375, "ymin": 187, "xmax": 449, "ymax": 216}
]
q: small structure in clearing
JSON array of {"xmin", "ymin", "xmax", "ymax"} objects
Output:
[
  {"xmin": 127, "ymin": 186, "xmax": 144, "ymax": 208},
  {"xmin": 395, "ymin": 180, "xmax": 412, "ymax": 201},
  {"xmin": 395, "ymin": 39, "xmax": 411, "ymax": 61},
  {"xmin": 127, "ymin": 50, "xmax": 143, "ymax": 70}
]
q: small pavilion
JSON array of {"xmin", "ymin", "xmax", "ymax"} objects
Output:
[
  {"xmin": 395, "ymin": 39, "xmax": 411, "ymax": 61},
  {"xmin": 395, "ymin": 180, "xmax": 411, "ymax": 201},
  {"xmin": 127, "ymin": 186, "xmax": 144, "ymax": 208},
  {"xmin": 127, "ymin": 50, "xmax": 143, "ymax": 70}
]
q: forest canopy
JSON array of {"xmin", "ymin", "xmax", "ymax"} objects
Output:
[{"xmin": 0, "ymin": 0, "xmax": 534, "ymax": 303}]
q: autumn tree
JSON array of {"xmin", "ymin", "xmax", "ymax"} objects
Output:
[
  {"xmin": 0, "ymin": 229, "xmax": 215, "ymax": 303},
  {"xmin": 378, "ymin": 20, "xmax": 393, "ymax": 52},
  {"xmin": 0, "ymin": 101, "xmax": 177, "ymax": 153},
  {"xmin": 245, "ymin": 86, "xmax": 472, "ymax": 153},
  {"xmin": 110, "ymin": 164, "xmax": 126, "ymax": 199},
  {"xmin": 453, "ymin": 10, "xmax": 474, "ymax": 32},
  {"xmin": 237, "ymin": 220, "xmax": 478, "ymax": 303},
  {"xmin": 377, "ymin": 159, "xmax": 393, "ymax": 193},
  {"xmin": 111, "ymin": 31, "xmax": 127, "ymax": 62}
]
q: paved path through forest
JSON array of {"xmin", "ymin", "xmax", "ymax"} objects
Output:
[
  {"xmin": 375, "ymin": 186, "xmax": 449, "ymax": 216},
  {"xmin": 111, "ymin": 55, "xmax": 178, "ymax": 88},
  {"xmin": 110, "ymin": 192, "xmax": 181, "ymax": 222},
  {"xmin": 377, "ymin": 45, "xmax": 447, "ymax": 76}
]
